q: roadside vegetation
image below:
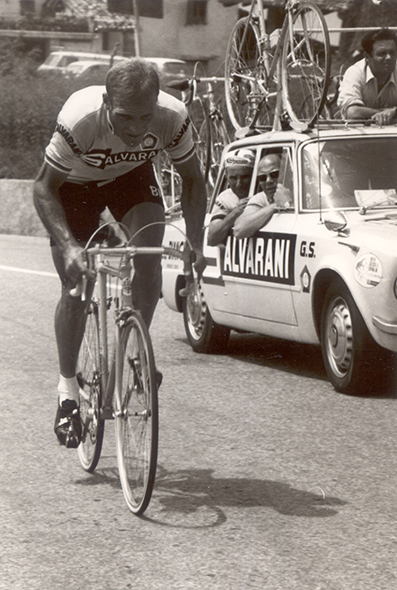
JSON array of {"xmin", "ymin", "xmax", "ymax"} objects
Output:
[{"xmin": 0, "ymin": 39, "xmax": 93, "ymax": 179}]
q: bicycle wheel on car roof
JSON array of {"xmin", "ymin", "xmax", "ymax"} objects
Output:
[
  {"xmin": 115, "ymin": 312, "xmax": 158, "ymax": 515},
  {"xmin": 190, "ymin": 96, "xmax": 211, "ymax": 183},
  {"xmin": 77, "ymin": 300, "xmax": 105, "ymax": 472},
  {"xmin": 225, "ymin": 17, "xmax": 269, "ymax": 130},
  {"xmin": 281, "ymin": 1, "xmax": 330, "ymax": 127},
  {"xmin": 208, "ymin": 116, "xmax": 229, "ymax": 189}
]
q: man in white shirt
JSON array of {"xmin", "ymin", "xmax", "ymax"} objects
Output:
[{"xmin": 338, "ymin": 28, "xmax": 397, "ymax": 125}]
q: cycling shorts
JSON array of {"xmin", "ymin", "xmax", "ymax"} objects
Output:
[{"xmin": 57, "ymin": 160, "xmax": 164, "ymax": 243}]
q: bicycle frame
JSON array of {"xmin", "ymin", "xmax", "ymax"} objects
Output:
[{"xmin": 84, "ymin": 244, "xmax": 185, "ymax": 420}]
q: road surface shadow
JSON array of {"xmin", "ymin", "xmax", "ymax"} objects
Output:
[
  {"xmin": 227, "ymin": 332, "xmax": 326, "ymax": 382},
  {"xmin": 74, "ymin": 463, "xmax": 347, "ymax": 528},
  {"xmin": 141, "ymin": 465, "xmax": 347, "ymax": 528}
]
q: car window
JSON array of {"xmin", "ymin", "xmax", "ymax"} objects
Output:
[
  {"xmin": 162, "ymin": 62, "xmax": 191, "ymax": 77},
  {"xmin": 208, "ymin": 147, "xmax": 258, "ymax": 213},
  {"xmin": 302, "ymin": 137, "xmax": 397, "ymax": 210},
  {"xmin": 253, "ymin": 146, "xmax": 294, "ymax": 208}
]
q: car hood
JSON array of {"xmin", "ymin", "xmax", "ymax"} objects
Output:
[{"xmin": 342, "ymin": 210, "xmax": 397, "ymax": 254}]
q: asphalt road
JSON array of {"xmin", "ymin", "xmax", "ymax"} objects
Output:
[{"xmin": 1, "ymin": 234, "xmax": 397, "ymax": 590}]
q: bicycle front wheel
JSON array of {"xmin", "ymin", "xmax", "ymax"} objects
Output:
[
  {"xmin": 225, "ymin": 17, "xmax": 269, "ymax": 130},
  {"xmin": 77, "ymin": 301, "xmax": 105, "ymax": 472},
  {"xmin": 115, "ymin": 313, "xmax": 158, "ymax": 515},
  {"xmin": 281, "ymin": 2, "xmax": 330, "ymax": 126}
]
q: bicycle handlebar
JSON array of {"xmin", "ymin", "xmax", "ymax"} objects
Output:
[
  {"xmin": 84, "ymin": 244, "xmax": 186, "ymax": 260},
  {"xmin": 69, "ymin": 244, "xmax": 193, "ymax": 300}
]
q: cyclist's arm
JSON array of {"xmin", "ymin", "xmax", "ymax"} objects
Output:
[
  {"xmin": 208, "ymin": 199, "xmax": 248, "ymax": 246},
  {"xmin": 33, "ymin": 162, "xmax": 88, "ymax": 282},
  {"xmin": 174, "ymin": 153, "xmax": 207, "ymax": 274}
]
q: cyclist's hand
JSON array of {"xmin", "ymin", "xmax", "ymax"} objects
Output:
[
  {"xmin": 63, "ymin": 243, "xmax": 94, "ymax": 285},
  {"xmin": 192, "ymin": 248, "xmax": 207, "ymax": 280},
  {"xmin": 235, "ymin": 197, "xmax": 249, "ymax": 215},
  {"xmin": 274, "ymin": 185, "xmax": 292, "ymax": 209}
]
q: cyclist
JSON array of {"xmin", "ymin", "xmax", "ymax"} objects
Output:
[
  {"xmin": 338, "ymin": 28, "xmax": 397, "ymax": 125},
  {"xmin": 207, "ymin": 149, "xmax": 255, "ymax": 246},
  {"xmin": 33, "ymin": 58, "xmax": 207, "ymax": 448}
]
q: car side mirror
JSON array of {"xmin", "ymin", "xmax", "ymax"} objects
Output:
[{"xmin": 324, "ymin": 211, "xmax": 348, "ymax": 233}]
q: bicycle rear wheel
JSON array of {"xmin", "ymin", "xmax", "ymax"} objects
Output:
[
  {"xmin": 281, "ymin": 1, "xmax": 330, "ymax": 126},
  {"xmin": 208, "ymin": 116, "xmax": 229, "ymax": 188},
  {"xmin": 225, "ymin": 17, "xmax": 269, "ymax": 130},
  {"xmin": 77, "ymin": 301, "xmax": 105, "ymax": 472},
  {"xmin": 115, "ymin": 312, "xmax": 158, "ymax": 515},
  {"xmin": 190, "ymin": 96, "xmax": 210, "ymax": 183}
]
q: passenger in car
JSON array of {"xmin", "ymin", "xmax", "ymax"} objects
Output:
[
  {"xmin": 207, "ymin": 148, "xmax": 255, "ymax": 246},
  {"xmin": 338, "ymin": 28, "xmax": 397, "ymax": 125},
  {"xmin": 233, "ymin": 153, "xmax": 291, "ymax": 239}
]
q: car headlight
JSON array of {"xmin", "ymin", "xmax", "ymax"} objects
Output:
[{"xmin": 354, "ymin": 254, "xmax": 382, "ymax": 288}]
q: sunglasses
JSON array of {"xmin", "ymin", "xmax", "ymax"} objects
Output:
[{"xmin": 258, "ymin": 170, "xmax": 279, "ymax": 182}]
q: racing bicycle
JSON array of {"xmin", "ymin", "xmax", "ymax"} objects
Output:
[
  {"xmin": 201, "ymin": 73, "xmax": 231, "ymax": 188},
  {"xmin": 167, "ymin": 62, "xmax": 231, "ymax": 189},
  {"xmin": 74, "ymin": 223, "xmax": 190, "ymax": 515},
  {"xmin": 224, "ymin": 0, "xmax": 331, "ymax": 132}
]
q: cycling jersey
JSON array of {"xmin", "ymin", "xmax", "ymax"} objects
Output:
[
  {"xmin": 45, "ymin": 86, "xmax": 195, "ymax": 184},
  {"xmin": 210, "ymin": 188, "xmax": 241, "ymax": 221}
]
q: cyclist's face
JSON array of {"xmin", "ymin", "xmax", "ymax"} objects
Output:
[
  {"xmin": 367, "ymin": 40, "xmax": 397, "ymax": 81},
  {"xmin": 226, "ymin": 166, "xmax": 252, "ymax": 199},
  {"xmin": 104, "ymin": 93, "xmax": 158, "ymax": 147}
]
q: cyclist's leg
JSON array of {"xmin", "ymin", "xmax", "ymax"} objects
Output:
[
  {"xmin": 121, "ymin": 202, "xmax": 165, "ymax": 327},
  {"xmin": 52, "ymin": 246, "xmax": 96, "ymax": 446},
  {"xmin": 105, "ymin": 162, "xmax": 165, "ymax": 328},
  {"xmin": 51, "ymin": 184, "xmax": 100, "ymax": 382},
  {"xmin": 52, "ymin": 245, "xmax": 95, "ymax": 380}
]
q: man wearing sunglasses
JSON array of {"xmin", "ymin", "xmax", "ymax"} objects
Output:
[{"xmin": 234, "ymin": 153, "xmax": 291, "ymax": 239}]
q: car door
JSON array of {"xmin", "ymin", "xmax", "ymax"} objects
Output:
[{"xmin": 221, "ymin": 145, "xmax": 298, "ymax": 329}]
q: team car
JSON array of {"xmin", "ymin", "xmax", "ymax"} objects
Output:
[{"xmin": 161, "ymin": 122, "xmax": 397, "ymax": 394}]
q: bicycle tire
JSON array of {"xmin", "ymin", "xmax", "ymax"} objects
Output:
[
  {"xmin": 281, "ymin": 1, "xmax": 331, "ymax": 126},
  {"xmin": 115, "ymin": 312, "xmax": 158, "ymax": 515},
  {"xmin": 208, "ymin": 116, "xmax": 229, "ymax": 188},
  {"xmin": 190, "ymin": 96, "xmax": 211, "ymax": 183},
  {"xmin": 77, "ymin": 300, "xmax": 105, "ymax": 472},
  {"xmin": 225, "ymin": 17, "xmax": 269, "ymax": 130}
]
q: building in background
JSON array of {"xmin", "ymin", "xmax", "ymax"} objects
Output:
[{"xmin": 0, "ymin": 0, "xmax": 241, "ymax": 73}]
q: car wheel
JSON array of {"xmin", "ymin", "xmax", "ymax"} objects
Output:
[
  {"xmin": 183, "ymin": 281, "xmax": 230, "ymax": 353},
  {"xmin": 320, "ymin": 281, "xmax": 375, "ymax": 394}
]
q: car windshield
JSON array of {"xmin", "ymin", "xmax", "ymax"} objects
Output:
[{"xmin": 302, "ymin": 137, "xmax": 397, "ymax": 210}]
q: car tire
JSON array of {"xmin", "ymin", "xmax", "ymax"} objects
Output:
[
  {"xmin": 183, "ymin": 281, "xmax": 230, "ymax": 353},
  {"xmin": 320, "ymin": 281, "xmax": 378, "ymax": 394}
]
